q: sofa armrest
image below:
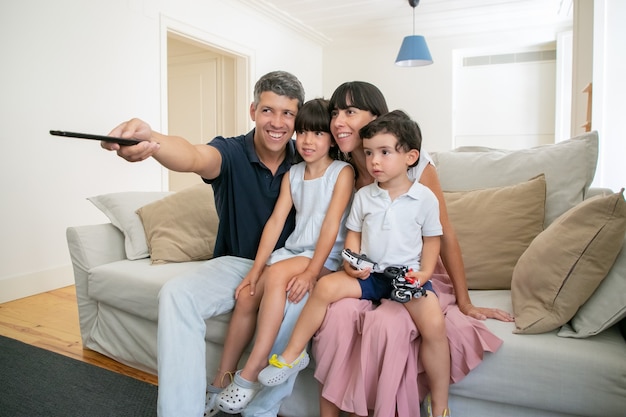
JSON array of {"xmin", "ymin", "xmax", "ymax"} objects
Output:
[
  {"xmin": 66, "ymin": 223, "xmax": 126, "ymax": 342},
  {"xmin": 67, "ymin": 223, "xmax": 126, "ymax": 271}
]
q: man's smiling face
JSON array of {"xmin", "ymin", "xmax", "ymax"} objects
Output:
[{"xmin": 251, "ymin": 91, "xmax": 299, "ymax": 155}]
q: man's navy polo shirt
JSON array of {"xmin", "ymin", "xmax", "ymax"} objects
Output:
[{"xmin": 203, "ymin": 129, "xmax": 296, "ymax": 260}]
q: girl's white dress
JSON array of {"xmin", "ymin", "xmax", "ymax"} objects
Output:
[{"xmin": 268, "ymin": 160, "xmax": 351, "ymax": 271}]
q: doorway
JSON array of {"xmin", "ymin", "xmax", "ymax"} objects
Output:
[{"xmin": 164, "ymin": 26, "xmax": 250, "ymax": 191}]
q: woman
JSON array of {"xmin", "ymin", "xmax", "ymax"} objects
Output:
[{"xmin": 312, "ymin": 81, "xmax": 514, "ymax": 417}]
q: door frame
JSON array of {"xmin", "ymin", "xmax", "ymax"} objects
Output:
[{"xmin": 159, "ymin": 15, "xmax": 254, "ymax": 189}]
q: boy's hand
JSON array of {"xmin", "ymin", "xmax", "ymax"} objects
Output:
[
  {"xmin": 344, "ymin": 263, "xmax": 371, "ymax": 280},
  {"xmin": 406, "ymin": 270, "xmax": 430, "ymax": 287}
]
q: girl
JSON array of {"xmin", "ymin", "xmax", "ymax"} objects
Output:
[{"xmin": 205, "ymin": 98, "xmax": 354, "ymax": 416}]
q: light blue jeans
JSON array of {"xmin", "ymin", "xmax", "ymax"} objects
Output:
[{"xmin": 157, "ymin": 255, "xmax": 308, "ymax": 417}]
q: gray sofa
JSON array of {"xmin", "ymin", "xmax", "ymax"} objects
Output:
[{"xmin": 67, "ymin": 131, "xmax": 626, "ymax": 417}]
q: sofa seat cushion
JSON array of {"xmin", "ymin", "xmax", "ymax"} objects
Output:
[
  {"xmin": 88, "ymin": 259, "xmax": 207, "ymax": 321},
  {"xmin": 453, "ymin": 290, "xmax": 626, "ymax": 416}
]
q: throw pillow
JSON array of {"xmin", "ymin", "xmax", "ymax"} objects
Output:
[
  {"xmin": 136, "ymin": 184, "xmax": 218, "ymax": 264},
  {"xmin": 431, "ymin": 131, "xmax": 597, "ymax": 227},
  {"xmin": 444, "ymin": 175, "xmax": 546, "ymax": 289},
  {"xmin": 88, "ymin": 191, "xmax": 172, "ymax": 260},
  {"xmin": 557, "ymin": 233, "xmax": 626, "ymax": 338},
  {"xmin": 512, "ymin": 190, "xmax": 626, "ymax": 334}
]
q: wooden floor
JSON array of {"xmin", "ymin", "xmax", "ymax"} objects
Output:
[{"xmin": 0, "ymin": 285, "xmax": 158, "ymax": 386}]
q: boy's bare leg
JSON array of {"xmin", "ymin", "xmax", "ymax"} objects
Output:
[
  {"xmin": 281, "ymin": 272, "xmax": 362, "ymax": 363},
  {"xmin": 404, "ymin": 292, "xmax": 450, "ymax": 416}
]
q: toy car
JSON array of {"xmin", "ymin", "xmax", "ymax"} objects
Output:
[
  {"xmin": 383, "ymin": 265, "xmax": 427, "ymax": 303},
  {"xmin": 341, "ymin": 248, "xmax": 379, "ymax": 271}
]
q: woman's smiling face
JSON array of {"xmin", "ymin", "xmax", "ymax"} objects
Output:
[{"xmin": 330, "ymin": 101, "xmax": 376, "ymax": 154}]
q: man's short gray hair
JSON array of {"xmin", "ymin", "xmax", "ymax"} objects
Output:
[{"xmin": 253, "ymin": 71, "xmax": 305, "ymax": 110}]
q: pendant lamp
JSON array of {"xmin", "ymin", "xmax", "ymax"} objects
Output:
[{"xmin": 395, "ymin": 0, "xmax": 433, "ymax": 67}]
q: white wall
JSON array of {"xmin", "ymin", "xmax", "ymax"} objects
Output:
[
  {"xmin": 322, "ymin": 28, "xmax": 568, "ymax": 153},
  {"xmin": 453, "ymin": 47, "xmax": 557, "ymax": 150},
  {"xmin": 592, "ymin": 0, "xmax": 626, "ymax": 191},
  {"xmin": 322, "ymin": 4, "xmax": 624, "ymax": 190},
  {"xmin": 0, "ymin": 0, "xmax": 323, "ymax": 302}
]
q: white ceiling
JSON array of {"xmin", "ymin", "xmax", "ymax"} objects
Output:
[{"xmin": 237, "ymin": 0, "xmax": 573, "ymax": 44}]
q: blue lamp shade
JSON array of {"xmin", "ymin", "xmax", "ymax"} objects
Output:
[{"xmin": 395, "ymin": 35, "xmax": 433, "ymax": 67}]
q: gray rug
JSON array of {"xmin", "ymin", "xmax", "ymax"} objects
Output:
[{"xmin": 0, "ymin": 335, "xmax": 157, "ymax": 417}]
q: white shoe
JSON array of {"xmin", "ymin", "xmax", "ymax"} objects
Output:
[
  {"xmin": 258, "ymin": 350, "xmax": 309, "ymax": 387},
  {"xmin": 204, "ymin": 385, "xmax": 222, "ymax": 417},
  {"xmin": 216, "ymin": 370, "xmax": 261, "ymax": 414}
]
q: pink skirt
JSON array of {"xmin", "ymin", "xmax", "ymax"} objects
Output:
[{"xmin": 312, "ymin": 261, "xmax": 503, "ymax": 417}]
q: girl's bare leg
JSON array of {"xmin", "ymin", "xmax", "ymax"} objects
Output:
[
  {"xmin": 281, "ymin": 272, "xmax": 362, "ymax": 363},
  {"xmin": 404, "ymin": 292, "xmax": 450, "ymax": 416},
  {"xmin": 211, "ymin": 279, "xmax": 265, "ymax": 388},
  {"xmin": 239, "ymin": 257, "xmax": 310, "ymax": 382}
]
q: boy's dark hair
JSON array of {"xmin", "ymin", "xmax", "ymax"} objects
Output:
[
  {"xmin": 295, "ymin": 98, "xmax": 331, "ymax": 133},
  {"xmin": 329, "ymin": 81, "xmax": 389, "ymax": 117},
  {"xmin": 359, "ymin": 110, "xmax": 423, "ymax": 167},
  {"xmin": 254, "ymin": 71, "xmax": 305, "ymax": 109}
]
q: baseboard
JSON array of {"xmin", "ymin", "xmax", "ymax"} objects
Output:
[{"xmin": 0, "ymin": 265, "xmax": 74, "ymax": 303}]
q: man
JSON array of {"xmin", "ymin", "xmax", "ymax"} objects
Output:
[{"xmin": 103, "ymin": 71, "xmax": 308, "ymax": 417}]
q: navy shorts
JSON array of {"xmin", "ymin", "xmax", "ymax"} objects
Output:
[
  {"xmin": 359, "ymin": 272, "xmax": 436, "ymax": 301},
  {"xmin": 359, "ymin": 272, "xmax": 392, "ymax": 301}
]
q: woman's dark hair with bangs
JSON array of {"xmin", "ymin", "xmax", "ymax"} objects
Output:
[
  {"xmin": 329, "ymin": 81, "xmax": 389, "ymax": 117},
  {"xmin": 295, "ymin": 98, "xmax": 331, "ymax": 133}
]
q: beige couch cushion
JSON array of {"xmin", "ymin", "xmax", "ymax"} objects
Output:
[
  {"xmin": 88, "ymin": 191, "xmax": 171, "ymax": 260},
  {"xmin": 432, "ymin": 131, "xmax": 597, "ymax": 227},
  {"xmin": 558, "ymin": 232, "xmax": 626, "ymax": 338},
  {"xmin": 444, "ymin": 175, "xmax": 546, "ymax": 289},
  {"xmin": 137, "ymin": 184, "xmax": 219, "ymax": 264},
  {"xmin": 511, "ymin": 190, "xmax": 626, "ymax": 334}
]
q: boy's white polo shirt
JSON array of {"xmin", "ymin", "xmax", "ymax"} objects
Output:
[{"xmin": 346, "ymin": 179, "xmax": 443, "ymax": 272}]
